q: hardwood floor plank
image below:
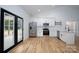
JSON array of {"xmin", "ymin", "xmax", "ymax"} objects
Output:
[{"xmin": 9, "ymin": 36, "xmax": 79, "ymax": 53}]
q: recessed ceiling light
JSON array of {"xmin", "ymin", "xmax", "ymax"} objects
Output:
[{"xmin": 38, "ymin": 9, "xmax": 40, "ymax": 12}]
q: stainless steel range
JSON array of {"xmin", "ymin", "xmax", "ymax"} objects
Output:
[
  {"xmin": 43, "ymin": 23, "xmax": 49, "ymax": 35},
  {"xmin": 43, "ymin": 28, "xmax": 49, "ymax": 35}
]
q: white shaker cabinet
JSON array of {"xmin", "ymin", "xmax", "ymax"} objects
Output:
[
  {"xmin": 60, "ymin": 31, "xmax": 75, "ymax": 44},
  {"xmin": 37, "ymin": 27, "xmax": 43, "ymax": 37},
  {"xmin": 49, "ymin": 28, "xmax": 57, "ymax": 37}
]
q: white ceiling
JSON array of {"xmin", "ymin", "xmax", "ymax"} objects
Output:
[
  {"xmin": 20, "ymin": 5, "xmax": 56, "ymax": 16},
  {"xmin": 19, "ymin": 5, "xmax": 79, "ymax": 16}
]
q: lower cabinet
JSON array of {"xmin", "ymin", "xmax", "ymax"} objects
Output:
[
  {"xmin": 60, "ymin": 31, "xmax": 75, "ymax": 44},
  {"xmin": 0, "ymin": 8, "xmax": 23, "ymax": 53},
  {"xmin": 49, "ymin": 28, "xmax": 57, "ymax": 37},
  {"xmin": 37, "ymin": 27, "xmax": 43, "ymax": 37}
]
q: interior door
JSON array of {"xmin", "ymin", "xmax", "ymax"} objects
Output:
[
  {"xmin": 17, "ymin": 17, "xmax": 23, "ymax": 42},
  {"xmin": 4, "ymin": 12, "xmax": 15, "ymax": 51}
]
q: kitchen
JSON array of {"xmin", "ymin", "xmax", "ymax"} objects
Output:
[
  {"xmin": 0, "ymin": 5, "xmax": 79, "ymax": 53},
  {"xmin": 29, "ymin": 17, "xmax": 76, "ymax": 45}
]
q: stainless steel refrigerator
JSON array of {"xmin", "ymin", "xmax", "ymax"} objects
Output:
[{"xmin": 29, "ymin": 22, "xmax": 37, "ymax": 37}]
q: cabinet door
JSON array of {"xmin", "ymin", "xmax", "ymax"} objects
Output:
[
  {"xmin": 17, "ymin": 17, "xmax": 23, "ymax": 42},
  {"xmin": 4, "ymin": 12, "xmax": 15, "ymax": 51},
  {"xmin": 37, "ymin": 27, "xmax": 43, "ymax": 37}
]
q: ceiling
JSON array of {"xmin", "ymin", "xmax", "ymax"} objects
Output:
[
  {"xmin": 20, "ymin": 5, "xmax": 56, "ymax": 16},
  {"xmin": 19, "ymin": 5, "xmax": 79, "ymax": 16}
]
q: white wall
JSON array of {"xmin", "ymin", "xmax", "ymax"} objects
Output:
[{"xmin": 0, "ymin": 5, "xmax": 30, "ymax": 40}]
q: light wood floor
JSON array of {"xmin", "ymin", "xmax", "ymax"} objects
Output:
[{"xmin": 9, "ymin": 36, "xmax": 79, "ymax": 53}]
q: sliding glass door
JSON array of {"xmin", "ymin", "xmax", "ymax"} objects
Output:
[
  {"xmin": 4, "ymin": 12, "xmax": 15, "ymax": 51},
  {"xmin": 17, "ymin": 17, "xmax": 23, "ymax": 42},
  {"xmin": 0, "ymin": 8, "xmax": 23, "ymax": 52}
]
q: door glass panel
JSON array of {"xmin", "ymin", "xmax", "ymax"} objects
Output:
[
  {"xmin": 4, "ymin": 12, "xmax": 15, "ymax": 51},
  {"xmin": 18, "ymin": 18, "xmax": 22, "ymax": 42}
]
